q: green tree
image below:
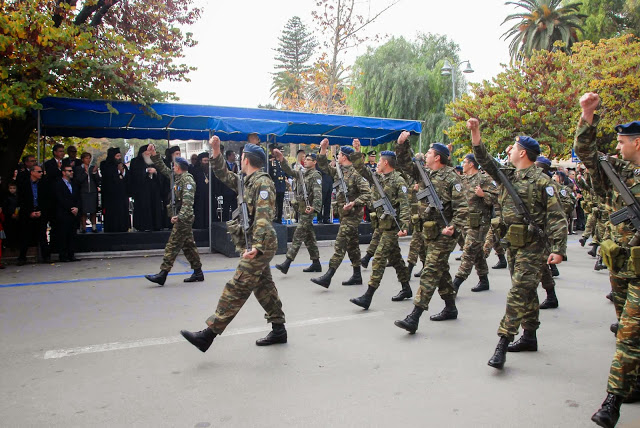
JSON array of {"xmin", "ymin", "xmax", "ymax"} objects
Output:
[
  {"xmin": 445, "ymin": 35, "xmax": 640, "ymax": 159},
  {"xmin": 502, "ymin": 0, "xmax": 586, "ymax": 62},
  {"xmin": 348, "ymin": 34, "xmax": 466, "ymax": 150},
  {"xmin": 578, "ymin": 0, "xmax": 640, "ymax": 41},
  {"xmin": 0, "ymin": 0, "xmax": 201, "ymax": 185}
]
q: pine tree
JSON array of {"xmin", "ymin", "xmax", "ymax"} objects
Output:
[{"xmin": 273, "ymin": 16, "xmax": 317, "ymax": 76}]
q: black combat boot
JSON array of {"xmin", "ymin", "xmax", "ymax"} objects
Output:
[
  {"xmin": 610, "ymin": 323, "xmax": 619, "ymax": 335},
  {"xmin": 452, "ymin": 276, "xmax": 465, "ymax": 292},
  {"xmin": 492, "ymin": 254, "xmax": 507, "ymax": 269},
  {"xmin": 350, "ymin": 286, "xmax": 376, "ymax": 309},
  {"xmin": 361, "ymin": 253, "xmax": 372, "ymax": 269},
  {"xmin": 430, "ymin": 298, "xmax": 458, "ymax": 321},
  {"xmin": 488, "ymin": 337, "xmax": 511, "ymax": 369},
  {"xmin": 183, "ymin": 268, "xmax": 204, "ymax": 283},
  {"xmin": 591, "ymin": 393, "xmax": 623, "ymax": 428},
  {"xmin": 145, "ymin": 270, "xmax": 169, "ymax": 286},
  {"xmin": 180, "ymin": 327, "xmax": 216, "ymax": 352},
  {"xmin": 303, "ymin": 259, "xmax": 322, "ymax": 272},
  {"xmin": 471, "ymin": 275, "xmax": 490, "ymax": 292},
  {"xmin": 549, "ymin": 263, "xmax": 560, "ymax": 277},
  {"xmin": 455, "ymin": 255, "xmax": 462, "ymax": 261},
  {"xmin": 508, "ymin": 329, "xmax": 538, "ymax": 352},
  {"xmin": 624, "ymin": 377, "xmax": 640, "ymax": 403},
  {"xmin": 539, "ymin": 288, "xmax": 559, "ymax": 309},
  {"xmin": 579, "ymin": 237, "xmax": 587, "ymax": 247},
  {"xmin": 311, "ymin": 267, "xmax": 336, "ymax": 288},
  {"xmin": 407, "ymin": 263, "xmax": 415, "ymax": 278},
  {"xmin": 588, "ymin": 243, "xmax": 599, "ymax": 257},
  {"xmin": 606, "ymin": 292, "xmax": 613, "ymax": 302},
  {"xmin": 414, "ymin": 262, "xmax": 424, "ymax": 277},
  {"xmin": 595, "ymin": 256, "xmax": 607, "ymax": 271},
  {"xmin": 275, "ymin": 257, "xmax": 293, "ymax": 274},
  {"xmin": 342, "ymin": 266, "xmax": 363, "ymax": 285},
  {"xmin": 394, "ymin": 306, "xmax": 424, "ymax": 334},
  {"xmin": 391, "ymin": 282, "xmax": 412, "ymax": 301},
  {"xmin": 256, "ymin": 323, "xmax": 287, "ymax": 346}
]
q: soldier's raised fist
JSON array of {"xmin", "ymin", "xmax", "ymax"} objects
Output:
[
  {"xmin": 398, "ymin": 131, "xmax": 410, "ymax": 144},
  {"xmin": 466, "ymin": 118, "xmax": 480, "ymax": 131},
  {"xmin": 579, "ymin": 92, "xmax": 600, "ymax": 113}
]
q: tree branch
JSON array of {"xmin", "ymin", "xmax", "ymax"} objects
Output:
[
  {"xmin": 75, "ymin": 1, "xmax": 102, "ymax": 26},
  {"xmin": 53, "ymin": 0, "xmax": 77, "ymax": 27},
  {"xmin": 90, "ymin": 0, "xmax": 121, "ymax": 27}
]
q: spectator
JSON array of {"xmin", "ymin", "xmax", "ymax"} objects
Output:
[
  {"xmin": 16, "ymin": 154, "xmax": 36, "ymax": 184},
  {"xmin": 44, "ymin": 143, "xmax": 65, "ymax": 246},
  {"xmin": 63, "ymin": 145, "xmax": 79, "ymax": 168},
  {"xmin": 130, "ymin": 145, "xmax": 164, "ymax": 232},
  {"xmin": 318, "ymin": 161, "xmax": 334, "ymax": 224},
  {"xmin": 17, "ymin": 165, "xmax": 50, "ymax": 265},
  {"xmin": 74, "ymin": 152, "xmax": 101, "ymax": 233},
  {"xmin": 292, "ymin": 149, "xmax": 306, "ymax": 170},
  {"xmin": 100, "ymin": 147, "xmax": 130, "ymax": 232},
  {"xmin": 192, "ymin": 152, "xmax": 210, "ymax": 229},
  {"xmin": 190, "ymin": 153, "xmax": 199, "ymax": 166},
  {"xmin": 219, "ymin": 150, "xmax": 238, "ymax": 221},
  {"xmin": 269, "ymin": 144, "xmax": 288, "ymax": 223},
  {"xmin": 55, "ymin": 165, "xmax": 80, "ymax": 261},
  {"xmin": 2, "ymin": 180, "xmax": 19, "ymax": 249}
]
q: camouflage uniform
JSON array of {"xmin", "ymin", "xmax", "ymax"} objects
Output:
[
  {"xmin": 407, "ymin": 177, "xmax": 426, "ymax": 267},
  {"xmin": 351, "ymin": 152, "xmax": 411, "ymax": 288},
  {"xmin": 473, "ymin": 143, "xmax": 567, "ymax": 340},
  {"xmin": 205, "ymin": 153, "xmax": 285, "ymax": 335},
  {"xmin": 281, "ymin": 161, "xmax": 323, "ymax": 261},
  {"xmin": 151, "ymin": 154, "xmax": 202, "ymax": 272},
  {"xmin": 364, "ymin": 228, "xmax": 382, "ymax": 259},
  {"xmin": 455, "ymin": 171, "xmax": 498, "ymax": 280},
  {"xmin": 317, "ymin": 154, "xmax": 372, "ymax": 270},
  {"xmin": 396, "ymin": 143, "xmax": 468, "ymax": 311},
  {"xmin": 574, "ymin": 115, "xmax": 640, "ymax": 397}
]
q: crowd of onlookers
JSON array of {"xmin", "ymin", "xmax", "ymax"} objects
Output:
[{"xmin": 0, "ymin": 142, "xmax": 335, "ymax": 267}]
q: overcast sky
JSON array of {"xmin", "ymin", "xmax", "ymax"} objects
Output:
[{"xmin": 159, "ymin": 0, "xmax": 514, "ymax": 109}]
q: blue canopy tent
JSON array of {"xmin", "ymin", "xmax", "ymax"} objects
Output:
[{"xmin": 37, "ymin": 97, "xmax": 422, "ymax": 146}]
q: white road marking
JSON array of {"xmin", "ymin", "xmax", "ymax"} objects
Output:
[{"xmin": 43, "ymin": 312, "xmax": 384, "ymax": 359}]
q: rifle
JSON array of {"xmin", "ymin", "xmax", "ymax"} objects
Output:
[
  {"xmin": 170, "ymin": 160, "xmax": 176, "ymax": 217},
  {"xmin": 412, "ymin": 158, "xmax": 449, "ymax": 226},
  {"xmin": 370, "ymin": 172, "xmax": 402, "ymax": 230},
  {"xmin": 599, "ymin": 155, "xmax": 640, "ymax": 246},
  {"xmin": 232, "ymin": 160, "xmax": 252, "ymax": 251},
  {"xmin": 298, "ymin": 168, "xmax": 310, "ymax": 209},
  {"xmin": 333, "ymin": 162, "xmax": 350, "ymax": 204}
]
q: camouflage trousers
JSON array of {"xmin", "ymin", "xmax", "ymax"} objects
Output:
[
  {"xmin": 607, "ymin": 273, "xmax": 640, "ymax": 397},
  {"xmin": 497, "ymin": 242, "xmax": 547, "ymax": 339},
  {"xmin": 583, "ymin": 212, "xmax": 605, "ymax": 244},
  {"xmin": 414, "ymin": 232, "xmax": 457, "ymax": 311},
  {"xmin": 287, "ymin": 213, "xmax": 319, "ymax": 261},
  {"xmin": 329, "ymin": 217, "xmax": 361, "ymax": 270},
  {"xmin": 483, "ymin": 226, "xmax": 505, "ymax": 258},
  {"xmin": 456, "ymin": 224, "xmax": 490, "ymax": 280},
  {"xmin": 407, "ymin": 223, "xmax": 425, "ymax": 266},
  {"xmin": 369, "ymin": 229, "xmax": 410, "ymax": 288},
  {"xmin": 160, "ymin": 219, "xmax": 202, "ymax": 272},
  {"xmin": 365, "ymin": 227, "xmax": 382, "ymax": 257},
  {"xmin": 207, "ymin": 237, "xmax": 285, "ymax": 335}
]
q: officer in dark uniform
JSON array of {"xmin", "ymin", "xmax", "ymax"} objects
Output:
[
  {"xmin": 269, "ymin": 144, "xmax": 289, "ymax": 223},
  {"xmin": 366, "ymin": 151, "xmax": 377, "ymax": 172}
]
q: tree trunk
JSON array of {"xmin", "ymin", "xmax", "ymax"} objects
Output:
[{"xmin": 0, "ymin": 117, "xmax": 37, "ymax": 186}]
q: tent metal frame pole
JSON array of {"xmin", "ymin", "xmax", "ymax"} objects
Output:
[
  {"xmin": 419, "ymin": 131, "xmax": 422, "ymax": 154},
  {"xmin": 37, "ymin": 110, "xmax": 41, "ymax": 164}
]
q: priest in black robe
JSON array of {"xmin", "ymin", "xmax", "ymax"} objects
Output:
[
  {"xmin": 130, "ymin": 145, "xmax": 164, "ymax": 231},
  {"xmin": 191, "ymin": 152, "xmax": 211, "ymax": 229},
  {"xmin": 100, "ymin": 147, "xmax": 130, "ymax": 232}
]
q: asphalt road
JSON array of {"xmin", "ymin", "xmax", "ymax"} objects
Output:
[{"xmin": 1, "ymin": 235, "xmax": 639, "ymax": 427}]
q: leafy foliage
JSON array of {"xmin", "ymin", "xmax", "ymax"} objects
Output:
[{"xmin": 578, "ymin": 0, "xmax": 640, "ymax": 41}]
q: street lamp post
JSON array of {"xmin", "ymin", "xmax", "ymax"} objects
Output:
[{"xmin": 440, "ymin": 59, "xmax": 474, "ymax": 103}]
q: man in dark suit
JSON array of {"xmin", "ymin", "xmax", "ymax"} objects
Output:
[
  {"xmin": 17, "ymin": 165, "xmax": 50, "ymax": 265},
  {"xmin": 43, "ymin": 143, "xmax": 65, "ymax": 248},
  {"xmin": 54, "ymin": 165, "xmax": 81, "ymax": 262}
]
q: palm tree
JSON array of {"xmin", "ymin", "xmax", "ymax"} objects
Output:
[
  {"xmin": 270, "ymin": 71, "xmax": 305, "ymax": 107},
  {"xmin": 501, "ymin": 0, "xmax": 586, "ymax": 63}
]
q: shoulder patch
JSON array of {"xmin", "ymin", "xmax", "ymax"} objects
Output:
[
  {"xmin": 317, "ymin": 178, "xmax": 322, "ymax": 185},
  {"xmin": 186, "ymin": 184, "xmax": 192, "ymax": 190},
  {"xmin": 634, "ymin": 168, "xmax": 640, "ymax": 176},
  {"xmin": 560, "ymin": 189, "xmax": 567, "ymax": 197},
  {"xmin": 454, "ymin": 183, "xmax": 462, "ymax": 192},
  {"xmin": 492, "ymin": 180, "xmax": 497, "ymax": 187},
  {"xmin": 401, "ymin": 186, "xmax": 407, "ymax": 193},
  {"xmin": 259, "ymin": 190, "xmax": 269, "ymax": 200},
  {"xmin": 546, "ymin": 186, "xmax": 555, "ymax": 197}
]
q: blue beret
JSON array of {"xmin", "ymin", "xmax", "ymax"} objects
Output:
[
  {"xmin": 306, "ymin": 153, "xmax": 317, "ymax": 161},
  {"xmin": 340, "ymin": 146, "xmax": 355, "ymax": 155},
  {"xmin": 554, "ymin": 170, "xmax": 567, "ymax": 181},
  {"xmin": 515, "ymin": 136, "xmax": 540, "ymax": 155},
  {"xmin": 615, "ymin": 121, "xmax": 640, "ymax": 135},
  {"xmin": 174, "ymin": 157, "xmax": 189, "ymax": 170},
  {"xmin": 455, "ymin": 165, "xmax": 463, "ymax": 172},
  {"xmin": 380, "ymin": 150, "xmax": 396, "ymax": 158},
  {"xmin": 536, "ymin": 156, "xmax": 552, "ymax": 166},
  {"xmin": 431, "ymin": 143, "xmax": 450, "ymax": 158},
  {"xmin": 243, "ymin": 143, "xmax": 265, "ymax": 158},
  {"xmin": 465, "ymin": 153, "xmax": 477, "ymax": 163}
]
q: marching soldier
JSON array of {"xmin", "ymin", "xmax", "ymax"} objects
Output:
[
  {"xmin": 484, "ymin": 206, "xmax": 508, "ymax": 269},
  {"xmin": 393, "ymin": 134, "xmax": 468, "ymax": 334},
  {"xmin": 348, "ymin": 139, "xmax": 411, "ymax": 308},
  {"xmin": 466, "ymin": 119, "xmax": 566, "ymax": 371},
  {"xmin": 144, "ymin": 144, "xmax": 203, "ymax": 286},
  {"xmin": 405, "ymin": 157, "xmax": 427, "ymax": 278},
  {"xmin": 274, "ymin": 151, "xmax": 323, "ymax": 273},
  {"xmin": 360, "ymin": 228, "xmax": 381, "ymax": 268},
  {"xmin": 574, "ymin": 93, "xmax": 640, "ymax": 428},
  {"xmin": 311, "ymin": 139, "xmax": 372, "ymax": 288},
  {"xmin": 452, "ymin": 154, "xmax": 498, "ymax": 293},
  {"xmin": 180, "ymin": 136, "xmax": 287, "ymax": 351}
]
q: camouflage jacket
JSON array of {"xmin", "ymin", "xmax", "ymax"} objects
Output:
[
  {"xmin": 350, "ymin": 152, "xmax": 410, "ymax": 231},
  {"xmin": 211, "ymin": 153, "xmax": 276, "ymax": 253},
  {"xmin": 281, "ymin": 161, "xmax": 322, "ymax": 214},
  {"xmin": 151, "ymin": 154, "xmax": 195, "ymax": 222},
  {"xmin": 396, "ymin": 142, "xmax": 468, "ymax": 233},
  {"xmin": 317, "ymin": 154, "xmax": 372, "ymax": 219},
  {"xmin": 574, "ymin": 114, "xmax": 640, "ymax": 248},
  {"xmin": 473, "ymin": 142, "xmax": 567, "ymax": 256},
  {"xmin": 557, "ymin": 182, "xmax": 576, "ymax": 214},
  {"xmin": 460, "ymin": 171, "xmax": 498, "ymax": 226}
]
